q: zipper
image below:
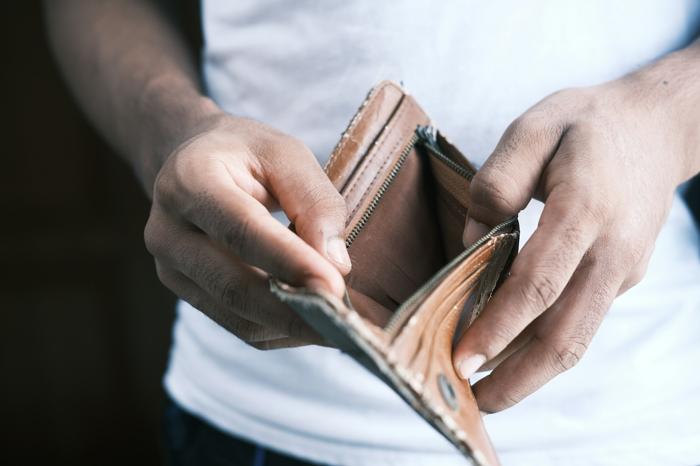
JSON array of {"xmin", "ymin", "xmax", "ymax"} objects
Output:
[
  {"xmin": 345, "ymin": 131, "xmax": 420, "ymax": 248},
  {"xmin": 345, "ymin": 126, "xmax": 473, "ymax": 248},
  {"xmin": 343, "ymin": 124, "xmax": 513, "ymax": 336},
  {"xmin": 383, "ymin": 217, "xmax": 517, "ymax": 337},
  {"xmin": 415, "ymin": 125, "xmax": 475, "ymax": 180}
]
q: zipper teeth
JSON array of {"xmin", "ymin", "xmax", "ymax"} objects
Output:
[
  {"xmin": 384, "ymin": 217, "xmax": 517, "ymax": 337},
  {"xmin": 423, "ymin": 144, "xmax": 474, "ymax": 180},
  {"xmin": 416, "ymin": 125, "xmax": 475, "ymax": 180},
  {"xmin": 342, "ymin": 124, "xmax": 513, "ymax": 336},
  {"xmin": 345, "ymin": 132, "xmax": 420, "ymax": 248}
]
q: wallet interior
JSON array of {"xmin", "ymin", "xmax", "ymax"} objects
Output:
[{"xmin": 343, "ymin": 126, "xmax": 477, "ymax": 329}]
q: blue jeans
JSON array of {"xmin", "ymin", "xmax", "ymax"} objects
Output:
[{"xmin": 164, "ymin": 397, "xmax": 323, "ymax": 466}]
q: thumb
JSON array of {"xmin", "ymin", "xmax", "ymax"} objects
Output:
[
  {"xmin": 265, "ymin": 137, "xmax": 351, "ymax": 276},
  {"xmin": 463, "ymin": 113, "xmax": 565, "ymax": 245}
]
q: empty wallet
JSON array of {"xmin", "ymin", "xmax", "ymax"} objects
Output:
[{"xmin": 270, "ymin": 81, "xmax": 519, "ymax": 466}]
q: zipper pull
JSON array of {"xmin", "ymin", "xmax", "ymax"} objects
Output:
[{"xmin": 415, "ymin": 125, "xmax": 439, "ymax": 149}]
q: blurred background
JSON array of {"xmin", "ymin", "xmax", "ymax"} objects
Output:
[
  {"xmin": 1, "ymin": 2, "xmax": 200, "ymax": 465},
  {"xmin": 2, "ymin": 2, "xmax": 699, "ymax": 466}
]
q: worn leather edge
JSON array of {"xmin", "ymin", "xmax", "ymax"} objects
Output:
[
  {"xmin": 269, "ymin": 233, "xmax": 519, "ymax": 466},
  {"xmin": 341, "ymin": 95, "xmax": 430, "ymax": 233},
  {"xmin": 324, "ymin": 81, "xmax": 406, "ymax": 191},
  {"xmin": 470, "ymin": 227, "xmax": 520, "ymax": 325},
  {"xmin": 269, "ymin": 278, "xmax": 487, "ymax": 466}
]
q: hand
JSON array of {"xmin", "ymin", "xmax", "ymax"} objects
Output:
[
  {"xmin": 144, "ymin": 112, "xmax": 351, "ymax": 349},
  {"xmin": 453, "ymin": 51, "xmax": 700, "ymax": 413}
]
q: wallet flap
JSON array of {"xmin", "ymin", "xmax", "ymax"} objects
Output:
[{"xmin": 325, "ymin": 81, "xmax": 406, "ymax": 191}]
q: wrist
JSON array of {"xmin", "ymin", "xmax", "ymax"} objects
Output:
[
  {"xmin": 135, "ymin": 76, "xmax": 224, "ymax": 194},
  {"xmin": 617, "ymin": 43, "xmax": 700, "ymax": 184}
]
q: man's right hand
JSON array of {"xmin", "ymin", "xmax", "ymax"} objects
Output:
[{"xmin": 144, "ymin": 113, "xmax": 351, "ymax": 349}]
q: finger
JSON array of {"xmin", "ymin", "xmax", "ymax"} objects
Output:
[
  {"xmin": 147, "ymin": 218, "xmax": 324, "ymax": 343},
  {"xmin": 261, "ymin": 137, "xmax": 351, "ymax": 275},
  {"xmin": 454, "ymin": 182, "xmax": 603, "ymax": 380},
  {"xmin": 174, "ymin": 172, "xmax": 346, "ymax": 297},
  {"xmin": 463, "ymin": 109, "xmax": 566, "ymax": 245},
  {"xmin": 155, "ymin": 262, "xmax": 291, "ymax": 342},
  {"xmin": 473, "ymin": 256, "xmax": 622, "ymax": 413},
  {"xmin": 478, "ymin": 324, "xmax": 535, "ymax": 372}
]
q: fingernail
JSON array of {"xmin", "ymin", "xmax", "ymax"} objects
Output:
[
  {"xmin": 457, "ymin": 354, "xmax": 486, "ymax": 380},
  {"xmin": 462, "ymin": 218, "xmax": 490, "ymax": 247},
  {"xmin": 326, "ymin": 235, "xmax": 351, "ymax": 270}
]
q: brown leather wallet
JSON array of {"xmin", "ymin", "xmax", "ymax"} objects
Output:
[{"xmin": 270, "ymin": 81, "xmax": 519, "ymax": 466}]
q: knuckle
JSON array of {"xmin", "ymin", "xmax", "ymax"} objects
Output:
[
  {"xmin": 546, "ymin": 337, "xmax": 588, "ymax": 372},
  {"xmin": 517, "ymin": 272, "xmax": 561, "ymax": 313},
  {"xmin": 170, "ymin": 150, "xmax": 200, "ymax": 190},
  {"xmin": 219, "ymin": 278, "xmax": 241, "ymax": 309},
  {"xmin": 266, "ymin": 134, "xmax": 313, "ymax": 161},
  {"xmin": 505, "ymin": 113, "xmax": 564, "ymax": 150},
  {"xmin": 470, "ymin": 170, "xmax": 520, "ymax": 217},
  {"xmin": 224, "ymin": 275, "xmax": 264, "ymax": 324},
  {"xmin": 286, "ymin": 135, "xmax": 312, "ymax": 154},
  {"xmin": 304, "ymin": 183, "xmax": 345, "ymax": 214},
  {"xmin": 624, "ymin": 241, "xmax": 647, "ymax": 268},
  {"xmin": 489, "ymin": 389, "xmax": 524, "ymax": 413},
  {"xmin": 155, "ymin": 154, "xmax": 196, "ymax": 209},
  {"xmin": 143, "ymin": 218, "xmax": 162, "ymax": 257},
  {"xmin": 222, "ymin": 213, "xmax": 253, "ymax": 254},
  {"xmin": 294, "ymin": 184, "xmax": 347, "ymax": 230},
  {"xmin": 577, "ymin": 90, "xmax": 605, "ymax": 118},
  {"xmin": 152, "ymin": 170, "xmax": 176, "ymax": 205},
  {"xmin": 608, "ymin": 234, "xmax": 646, "ymax": 271},
  {"xmin": 535, "ymin": 336, "xmax": 588, "ymax": 373},
  {"xmin": 558, "ymin": 222, "xmax": 592, "ymax": 255},
  {"xmin": 507, "ymin": 114, "xmax": 540, "ymax": 141},
  {"xmin": 548, "ymin": 87, "xmax": 577, "ymax": 101},
  {"xmin": 625, "ymin": 264, "xmax": 647, "ymax": 289},
  {"xmin": 217, "ymin": 273, "xmax": 252, "ymax": 314},
  {"xmin": 572, "ymin": 191, "xmax": 607, "ymax": 226}
]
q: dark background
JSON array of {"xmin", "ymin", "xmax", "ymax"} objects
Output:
[
  {"xmin": 0, "ymin": 2, "xmax": 200, "ymax": 465},
  {"xmin": 1, "ymin": 2, "xmax": 699, "ymax": 466}
]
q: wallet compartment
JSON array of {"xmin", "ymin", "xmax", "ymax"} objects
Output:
[{"xmin": 341, "ymin": 122, "xmax": 477, "ymax": 329}]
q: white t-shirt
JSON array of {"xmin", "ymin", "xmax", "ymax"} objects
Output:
[{"xmin": 164, "ymin": 2, "xmax": 700, "ymax": 465}]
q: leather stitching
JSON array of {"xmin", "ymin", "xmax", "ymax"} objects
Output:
[
  {"xmin": 345, "ymin": 100, "xmax": 412, "ymax": 220},
  {"xmin": 324, "ymin": 82, "xmax": 393, "ymax": 175}
]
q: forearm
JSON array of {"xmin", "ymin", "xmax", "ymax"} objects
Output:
[{"xmin": 44, "ymin": 0, "xmax": 221, "ymax": 194}]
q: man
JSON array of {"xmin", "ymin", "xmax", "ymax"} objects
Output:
[{"xmin": 46, "ymin": 1, "xmax": 700, "ymax": 465}]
